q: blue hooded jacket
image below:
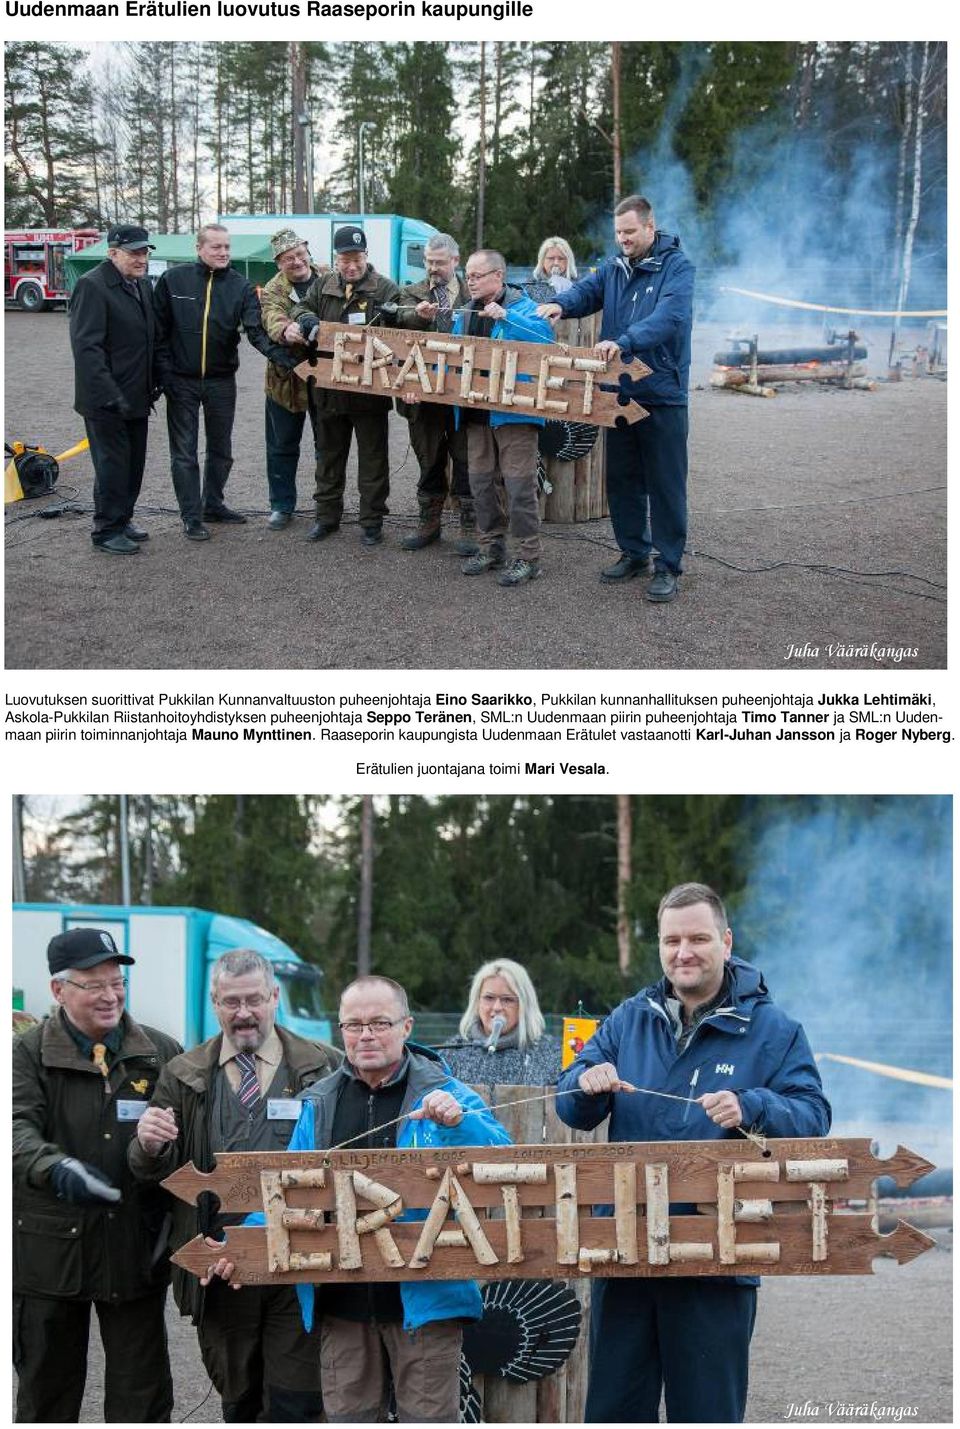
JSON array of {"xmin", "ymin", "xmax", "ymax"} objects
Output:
[
  {"xmin": 452, "ymin": 284, "xmax": 553, "ymax": 430},
  {"xmin": 554, "ymin": 233, "xmax": 694, "ymax": 406},
  {"xmin": 556, "ymin": 955, "xmax": 830, "ymax": 1145},
  {"xmin": 250, "ymin": 1045, "xmax": 512, "ymax": 1334}
]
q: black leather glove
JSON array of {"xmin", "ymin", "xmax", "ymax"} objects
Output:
[
  {"xmin": 50, "ymin": 1158, "xmax": 122, "ymax": 1205},
  {"xmin": 296, "ymin": 314, "xmax": 320, "ymax": 344}
]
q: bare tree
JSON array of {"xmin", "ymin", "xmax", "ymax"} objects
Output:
[
  {"xmin": 357, "ymin": 797, "xmax": 375, "ymax": 976},
  {"xmin": 616, "ymin": 794, "xmax": 631, "ymax": 974},
  {"xmin": 889, "ymin": 41, "xmax": 930, "ymax": 365}
]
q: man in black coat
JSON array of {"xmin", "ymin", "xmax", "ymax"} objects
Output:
[
  {"xmin": 154, "ymin": 223, "xmax": 297, "ymax": 542},
  {"xmin": 69, "ymin": 224, "xmax": 159, "ymax": 555}
]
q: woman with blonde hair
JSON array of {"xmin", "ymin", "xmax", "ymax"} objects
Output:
[
  {"xmin": 532, "ymin": 236, "xmax": 578, "ymax": 290},
  {"xmin": 442, "ymin": 958, "xmax": 562, "ymax": 1084}
]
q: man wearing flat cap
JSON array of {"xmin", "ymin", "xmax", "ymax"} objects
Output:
[
  {"xmin": 283, "ymin": 226, "xmax": 400, "ymax": 546},
  {"xmin": 13, "ymin": 927, "xmax": 182, "ymax": 1422},
  {"xmin": 258, "ymin": 229, "xmax": 330, "ymax": 530},
  {"xmin": 69, "ymin": 224, "xmax": 160, "ymax": 555}
]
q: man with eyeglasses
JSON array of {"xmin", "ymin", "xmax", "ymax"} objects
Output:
[
  {"xmin": 205, "ymin": 974, "xmax": 512, "ymax": 1422},
  {"xmin": 452, "ymin": 250, "xmax": 553, "ymax": 586},
  {"xmin": 128, "ymin": 949, "xmax": 341, "ymax": 1422},
  {"xmin": 13, "ymin": 926, "xmax": 182, "ymax": 1422}
]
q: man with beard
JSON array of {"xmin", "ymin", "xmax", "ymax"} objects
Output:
[
  {"xmin": 129, "ymin": 949, "xmax": 341, "ymax": 1422},
  {"xmin": 556, "ymin": 883, "xmax": 830, "ymax": 1423}
]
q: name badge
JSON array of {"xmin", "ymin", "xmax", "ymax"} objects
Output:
[
  {"xmin": 116, "ymin": 1100, "xmax": 148, "ymax": 1121},
  {"xmin": 267, "ymin": 1098, "xmax": 301, "ymax": 1121},
  {"xmin": 347, "ymin": 311, "xmax": 366, "ymax": 325}
]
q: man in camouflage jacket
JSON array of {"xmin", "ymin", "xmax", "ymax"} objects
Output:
[{"xmin": 259, "ymin": 229, "xmax": 330, "ymax": 530}]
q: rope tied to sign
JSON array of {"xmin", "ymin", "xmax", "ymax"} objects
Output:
[{"xmin": 328, "ymin": 1084, "xmax": 768, "ymax": 1154}]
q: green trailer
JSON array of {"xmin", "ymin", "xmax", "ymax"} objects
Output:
[{"xmin": 63, "ymin": 232, "xmax": 278, "ymax": 293}]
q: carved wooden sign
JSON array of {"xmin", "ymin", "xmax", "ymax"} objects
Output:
[
  {"xmin": 166, "ymin": 1139, "xmax": 935, "ymax": 1286},
  {"xmin": 293, "ymin": 322, "xmax": 651, "ymax": 429}
]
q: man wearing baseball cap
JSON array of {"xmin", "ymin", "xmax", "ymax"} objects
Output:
[
  {"xmin": 69, "ymin": 224, "xmax": 160, "ymax": 554},
  {"xmin": 13, "ymin": 927, "xmax": 182, "ymax": 1421},
  {"xmin": 258, "ymin": 229, "xmax": 330, "ymax": 529},
  {"xmin": 284, "ymin": 226, "xmax": 400, "ymax": 546}
]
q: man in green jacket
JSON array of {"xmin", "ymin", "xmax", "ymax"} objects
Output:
[
  {"xmin": 13, "ymin": 927, "xmax": 182, "ymax": 1422},
  {"xmin": 128, "ymin": 948, "xmax": 341, "ymax": 1423},
  {"xmin": 285, "ymin": 226, "xmax": 400, "ymax": 547},
  {"xmin": 260, "ymin": 228, "xmax": 330, "ymax": 530}
]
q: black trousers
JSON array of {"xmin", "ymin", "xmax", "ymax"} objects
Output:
[
  {"xmin": 585, "ymin": 1276, "xmax": 757, "ymax": 1423},
  {"xmin": 13, "ymin": 1290, "xmax": 173, "ymax": 1422},
  {"xmin": 84, "ymin": 414, "xmax": 149, "ymax": 543},
  {"xmin": 407, "ymin": 404, "xmax": 469, "ymax": 503},
  {"xmin": 165, "ymin": 374, "xmax": 237, "ymax": 525},
  {"xmin": 313, "ymin": 410, "xmax": 390, "ymax": 527},
  {"xmin": 197, "ymin": 1279, "xmax": 323, "ymax": 1422}
]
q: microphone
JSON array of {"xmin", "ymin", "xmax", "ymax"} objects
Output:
[{"xmin": 486, "ymin": 1014, "xmax": 507, "ymax": 1054}]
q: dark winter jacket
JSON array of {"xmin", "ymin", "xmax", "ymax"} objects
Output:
[
  {"xmin": 279, "ymin": 1044, "xmax": 512, "ymax": 1333},
  {"xmin": 291, "ymin": 264, "xmax": 401, "ymax": 416},
  {"xmin": 556, "ymin": 955, "xmax": 830, "ymax": 1142},
  {"xmin": 442, "ymin": 1032, "xmax": 563, "ymax": 1087},
  {"xmin": 126, "ymin": 1026, "xmax": 341, "ymax": 1322},
  {"xmin": 153, "ymin": 260, "xmax": 295, "ymax": 385},
  {"xmin": 554, "ymin": 232, "xmax": 694, "ymax": 405},
  {"xmin": 13, "ymin": 1010, "xmax": 182, "ymax": 1303},
  {"xmin": 70, "ymin": 259, "xmax": 158, "ymax": 420}
]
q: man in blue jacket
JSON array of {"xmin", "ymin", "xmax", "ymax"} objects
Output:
[
  {"xmin": 537, "ymin": 195, "xmax": 694, "ymax": 602},
  {"xmin": 205, "ymin": 974, "xmax": 510, "ymax": 1422},
  {"xmin": 454, "ymin": 249, "xmax": 554, "ymax": 586},
  {"xmin": 556, "ymin": 882, "xmax": 830, "ymax": 1423}
]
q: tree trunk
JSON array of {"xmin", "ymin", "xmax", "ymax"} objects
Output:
[
  {"xmin": 616, "ymin": 794, "xmax": 631, "ymax": 975},
  {"xmin": 357, "ymin": 797, "xmax": 375, "ymax": 977},
  {"xmin": 890, "ymin": 40, "xmax": 929, "ymax": 364},
  {"xmin": 143, "ymin": 796, "xmax": 154, "ymax": 905},
  {"xmin": 291, "ymin": 42, "xmax": 308, "ymax": 212},
  {"xmin": 794, "ymin": 41, "xmax": 817, "ymax": 128},
  {"xmin": 891, "ymin": 43, "xmax": 914, "ymax": 291},
  {"xmin": 168, "ymin": 47, "xmax": 179, "ymax": 230},
  {"xmin": 611, "ymin": 42, "xmax": 622, "ymax": 206},
  {"xmin": 476, "ymin": 42, "xmax": 487, "ymax": 250}
]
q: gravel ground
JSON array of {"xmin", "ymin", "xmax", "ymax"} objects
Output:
[
  {"xmin": 45, "ymin": 1224, "xmax": 951, "ymax": 1423},
  {"xmin": 4, "ymin": 311, "xmax": 946, "ymax": 670}
]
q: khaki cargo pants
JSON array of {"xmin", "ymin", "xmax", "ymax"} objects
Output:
[
  {"xmin": 466, "ymin": 422, "xmax": 542, "ymax": 561},
  {"xmin": 320, "ymin": 1316, "xmax": 462, "ymax": 1423}
]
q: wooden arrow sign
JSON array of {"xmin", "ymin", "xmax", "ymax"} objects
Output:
[
  {"xmin": 165, "ymin": 1139, "xmax": 936, "ymax": 1286},
  {"xmin": 293, "ymin": 321, "xmax": 651, "ymax": 429}
]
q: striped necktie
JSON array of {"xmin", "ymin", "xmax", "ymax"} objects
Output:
[{"xmin": 235, "ymin": 1052, "xmax": 261, "ymax": 1111}]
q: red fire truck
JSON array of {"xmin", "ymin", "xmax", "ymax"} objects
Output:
[{"xmin": 4, "ymin": 228, "xmax": 102, "ymax": 311}]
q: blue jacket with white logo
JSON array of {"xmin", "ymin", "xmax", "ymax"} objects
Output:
[
  {"xmin": 252, "ymin": 1045, "xmax": 511, "ymax": 1334},
  {"xmin": 553, "ymin": 233, "xmax": 694, "ymax": 406},
  {"xmin": 556, "ymin": 955, "xmax": 830, "ymax": 1144},
  {"xmin": 452, "ymin": 285, "xmax": 553, "ymax": 430}
]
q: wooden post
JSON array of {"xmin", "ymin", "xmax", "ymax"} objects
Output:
[
  {"xmin": 645, "ymin": 1163, "xmax": 670, "ymax": 1265},
  {"xmin": 261, "ymin": 1170, "xmax": 290, "ymax": 1273},
  {"xmin": 613, "ymin": 1161, "xmax": 638, "ymax": 1263},
  {"xmin": 555, "ymin": 1163, "xmax": 579, "ymax": 1265},
  {"xmin": 333, "ymin": 1170, "xmax": 363, "ymax": 1270},
  {"xmin": 810, "ymin": 1184, "xmax": 829, "ymax": 1262}
]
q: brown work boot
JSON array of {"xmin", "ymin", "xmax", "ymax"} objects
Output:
[
  {"xmin": 454, "ymin": 496, "xmax": 479, "ymax": 556},
  {"xmin": 402, "ymin": 498, "xmax": 444, "ymax": 551}
]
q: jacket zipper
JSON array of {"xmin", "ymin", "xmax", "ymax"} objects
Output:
[
  {"xmin": 200, "ymin": 269, "xmax": 213, "ymax": 379},
  {"xmin": 682, "ymin": 1066, "xmax": 699, "ymax": 1124}
]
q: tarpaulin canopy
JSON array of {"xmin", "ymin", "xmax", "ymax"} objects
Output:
[{"xmin": 64, "ymin": 233, "xmax": 277, "ymax": 291}]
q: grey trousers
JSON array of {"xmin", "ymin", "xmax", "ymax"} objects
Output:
[{"xmin": 466, "ymin": 422, "xmax": 542, "ymax": 561}]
